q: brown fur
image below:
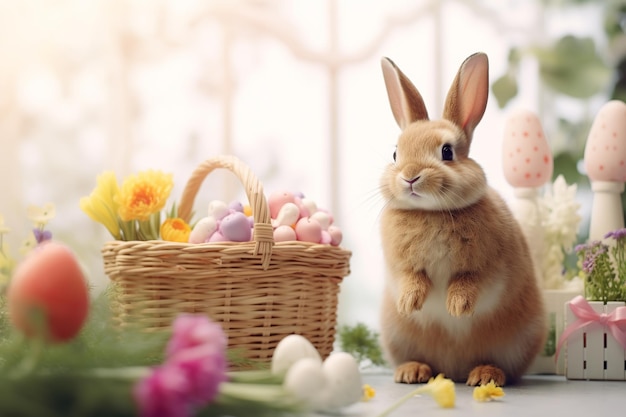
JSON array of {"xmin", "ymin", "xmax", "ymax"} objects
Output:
[{"xmin": 379, "ymin": 53, "xmax": 546, "ymax": 386}]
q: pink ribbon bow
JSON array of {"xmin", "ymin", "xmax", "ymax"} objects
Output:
[{"xmin": 555, "ymin": 295, "xmax": 626, "ymax": 362}]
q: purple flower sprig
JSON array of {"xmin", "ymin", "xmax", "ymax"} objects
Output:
[
  {"xmin": 134, "ymin": 314, "xmax": 228, "ymax": 417},
  {"xmin": 575, "ymin": 229, "xmax": 626, "ymax": 303}
]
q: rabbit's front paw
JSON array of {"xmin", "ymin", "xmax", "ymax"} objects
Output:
[
  {"xmin": 446, "ymin": 290, "xmax": 475, "ymax": 317},
  {"xmin": 394, "ymin": 361, "xmax": 432, "ymax": 384},
  {"xmin": 397, "ymin": 287, "xmax": 427, "ymax": 315}
]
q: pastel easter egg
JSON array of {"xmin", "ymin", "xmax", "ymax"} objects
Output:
[
  {"xmin": 208, "ymin": 231, "xmax": 226, "ymax": 242},
  {"xmin": 321, "ymin": 230, "xmax": 332, "ymax": 245},
  {"xmin": 7, "ymin": 241, "xmax": 89, "ymax": 343},
  {"xmin": 584, "ymin": 100, "xmax": 626, "ymax": 182},
  {"xmin": 321, "ymin": 353, "xmax": 364, "ymax": 410},
  {"xmin": 188, "ymin": 216, "xmax": 217, "ymax": 243},
  {"xmin": 327, "ymin": 226, "xmax": 343, "ymax": 246},
  {"xmin": 310, "ymin": 211, "xmax": 331, "ymax": 230},
  {"xmin": 299, "ymin": 198, "xmax": 318, "ymax": 216},
  {"xmin": 294, "ymin": 197, "xmax": 310, "ymax": 218},
  {"xmin": 220, "ymin": 212, "xmax": 252, "ymax": 242},
  {"xmin": 208, "ymin": 200, "xmax": 230, "ymax": 220},
  {"xmin": 271, "ymin": 334, "xmax": 322, "ymax": 376},
  {"xmin": 502, "ymin": 109, "xmax": 553, "ymax": 188},
  {"xmin": 295, "ymin": 217, "xmax": 322, "ymax": 243},
  {"xmin": 243, "ymin": 205, "xmax": 253, "ymax": 217},
  {"xmin": 274, "ymin": 225, "xmax": 297, "ymax": 242},
  {"xmin": 228, "ymin": 200, "xmax": 244, "ymax": 213},
  {"xmin": 268, "ymin": 191, "xmax": 296, "ymax": 219},
  {"xmin": 272, "ymin": 202, "xmax": 300, "ymax": 227}
]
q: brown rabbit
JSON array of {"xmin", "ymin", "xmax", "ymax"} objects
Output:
[{"xmin": 378, "ymin": 52, "xmax": 546, "ymax": 386}]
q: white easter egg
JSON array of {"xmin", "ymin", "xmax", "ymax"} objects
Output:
[
  {"xmin": 299, "ymin": 198, "xmax": 318, "ymax": 216},
  {"xmin": 310, "ymin": 211, "xmax": 331, "ymax": 230},
  {"xmin": 207, "ymin": 200, "xmax": 230, "ymax": 220},
  {"xmin": 188, "ymin": 217, "xmax": 217, "ymax": 243},
  {"xmin": 327, "ymin": 225, "xmax": 343, "ymax": 246},
  {"xmin": 271, "ymin": 334, "xmax": 322, "ymax": 375},
  {"xmin": 283, "ymin": 358, "xmax": 327, "ymax": 408},
  {"xmin": 272, "ymin": 202, "xmax": 300, "ymax": 227},
  {"xmin": 321, "ymin": 352, "xmax": 363, "ymax": 410}
]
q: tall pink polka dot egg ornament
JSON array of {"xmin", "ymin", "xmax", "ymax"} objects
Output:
[
  {"xmin": 502, "ymin": 108, "xmax": 553, "ymax": 188},
  {"xmin": 584, "ymin": 100, "xmax": 626, "ymax": 182}
]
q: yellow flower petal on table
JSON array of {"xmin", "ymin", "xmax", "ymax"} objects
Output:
[
  {"xmin": 362, "ymin": 384, "xmax": 376, "ymax": 402},
  {"xmin": 473, "ymin": 380, "xmax": 505, "ymax": 402},
  {"xmin": 27, "ymin": 203, "xmax": 56, "ymax": 227},
  {"xmin": 416, "ymin": 374, "xmax": 456, "ymax": 408},
  {"xmin": 116, "ymin": 170, "xmax": 173, "ymax": 222},
  {"xmin": 161, "ymin": 218, "xmax": 191, "ymax": 242}
]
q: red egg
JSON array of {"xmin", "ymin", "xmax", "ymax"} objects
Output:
[
  {"xmin": 295, "ymin": 217, "xmax": 323, "ymax": 243},
  {"xmin": 7, "ymin": 241, "xmax": 89, "ymax": 343}
]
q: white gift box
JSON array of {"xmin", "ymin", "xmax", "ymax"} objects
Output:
[{"xmin": 563, "ymin": 298, "xmax": 626, "ymax": 381}]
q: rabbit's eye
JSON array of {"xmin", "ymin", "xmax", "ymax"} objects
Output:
[
  {"xmin": 441, "ymin": 144, "xmax": 454, "ymax": 161},
  {"xmin": 393, "ymin": 148, "xmax": 397, "ymax": 162}
]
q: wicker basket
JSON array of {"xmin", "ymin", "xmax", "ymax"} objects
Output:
[{"xmin": 103, "ymin": 155, "xmax": 351, "ymax": 363}]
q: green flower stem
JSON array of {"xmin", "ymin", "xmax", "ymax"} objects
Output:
[{"xmin": 375, "ymin": 386, "xmax": 425, "ymax": 417}]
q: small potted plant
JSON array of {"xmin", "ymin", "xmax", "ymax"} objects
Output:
[{"xmin": 560, "ymin": 230, "xmax": 626, "ymax": 380}]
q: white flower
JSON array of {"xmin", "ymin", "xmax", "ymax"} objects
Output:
[
  {"xmin": 27, "ymin": 203, "xmax": 56, "ymax": 227},
  {"xmin": 539, "ymin": 175, "xmax": 582, "ymax": 289}
]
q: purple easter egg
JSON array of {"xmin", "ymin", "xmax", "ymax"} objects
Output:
[
  {"xmin": 220, "ymin": 212, "xmax": 252, "ymax": 242},
  {"xmin": 229, "ymin": 200, "xmax": 244, "ymax": 213}
]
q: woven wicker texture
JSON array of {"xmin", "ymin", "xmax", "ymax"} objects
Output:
[{"xmin": 103, "ymin": 155, "xmax": 351, "ymax": 363}]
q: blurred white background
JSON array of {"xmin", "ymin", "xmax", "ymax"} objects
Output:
[{"xmin": 0, "ymin": 0, "xmax": 618, "ymax": 330}]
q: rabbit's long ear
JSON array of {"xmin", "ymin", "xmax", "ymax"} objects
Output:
[
  {"xmin": 381, "ymin": 57, "xmax": 429, "ymax": 130},
  {"xmin": 443, "ymin": 53, "xmax": 489, "ymax": 142}
]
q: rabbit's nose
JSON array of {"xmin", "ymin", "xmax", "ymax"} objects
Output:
[{"xmin": 403, "ymin": 176, "xmax": 421, "ymax": 185}]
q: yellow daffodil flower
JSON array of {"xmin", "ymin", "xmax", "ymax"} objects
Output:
[
  {"xmin": 473, "ymin": 380, "xmax": 505, "ymax": 402},
  {"xmin": 362, "ymin": 384, "xmax": 376, "ymax": 402},
  {"xmin": 161, "ymin": 218, "xmax": 191, "ymax": 243},
  {"xmin": 20, "ymin": 234, "xmax": 37, "ymax": 256},
  {"xmin": 80, "ymin": 171, "xmax": 122, "ymax": 239},
  {"xmin": 116, "ymin": 170, "xmax": 173, "ymax": 222},
  {"xmin": 416, "ymin": 374, "xmax": 455, "ymax": 408},
  {"xmin": 27, "ymin": 203, "xmax": 56, "ymax": 227}
]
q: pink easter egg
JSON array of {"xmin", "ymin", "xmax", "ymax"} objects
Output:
[
  {"xmin": 268, "ymin": 191, "xmax": 296, "ymax": 219},
  {"xmin": 208, "ymin": 231, "xmax": 226, "ymax": 242},
  {"xmin": 295, "ymin": 217, "xmax": 322, "ymax": 243},
  {"xmin": 584, "ymin": 100, "xmax": 626, "ymax": 182},
  {"xmin": 328, "ymin": 225, "xmax": 343, "ymax": 246},
  {"xmin": 321, "ymin": 230, "xmax": 332, "ymax": 244},
  {"xmin": 219, "ymin": 212, "xmax": 252, "ymax": 242},
  {"xmin": 273, "ymin": 225, "xmax": 297, "ymax": 242},
  {"xmin": 502, "ymin": 109, "xmax": 553, "ymax": 188}
]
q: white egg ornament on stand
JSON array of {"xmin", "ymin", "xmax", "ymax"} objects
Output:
[
  {"xmin": 502, "ymin": 108, "xmax": 553, "ymax": 285},
  {"xmin": 584, "ymin": 100, "xmax": 626, "ymax": 241}
]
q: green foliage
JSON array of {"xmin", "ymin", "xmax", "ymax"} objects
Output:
[
  {"xmin": 492, "ymin": 35, "xmax": 611, "ymax": 109},
  {"xmin": 338, "ymin": 323, "xmax": 386, "ymax": 367},
  {"xmin": 0, "ymin": 292, "xmax": 299, "ymax": 417}
]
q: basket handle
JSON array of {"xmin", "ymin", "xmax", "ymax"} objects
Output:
[{"xmin": 177, "ymin": 155, "xmax": 274, "ymax": 269}]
